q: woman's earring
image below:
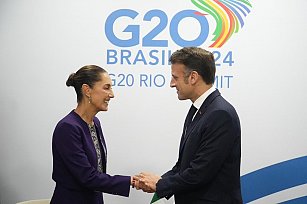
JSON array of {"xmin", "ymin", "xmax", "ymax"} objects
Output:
[{"xmin": 88, "ymin": 96, "xmax": 92, "ymax": 104}]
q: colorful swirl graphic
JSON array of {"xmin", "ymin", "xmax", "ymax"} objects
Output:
[{"xmin": 191, "ymin": 0, "xmax": 252, "ymax": 48}]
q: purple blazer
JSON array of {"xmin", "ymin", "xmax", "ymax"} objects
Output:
[{"xmin": 51, "ymin": 110, "xmax": 130, "ymax": 204}]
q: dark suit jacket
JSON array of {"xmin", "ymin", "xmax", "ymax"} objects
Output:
[
  {"xmin": 51, "ymin": 111, "xmax": 130, "ymax": 204},
  {"xmin": 156, "ymin": 90, "xmax": 242, "ymax": 204}
]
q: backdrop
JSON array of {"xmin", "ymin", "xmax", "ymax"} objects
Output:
[{"xmin": 0, "ymin": 0, "xmax": 306, "ymax": 203}]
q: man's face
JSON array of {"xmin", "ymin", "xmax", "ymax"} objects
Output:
[{"xmin": 170, "ymin": 63, "xmax": 193, "ymax": 100}]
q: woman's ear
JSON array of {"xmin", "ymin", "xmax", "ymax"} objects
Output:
[{"xmin": 81, "ymin": 84, "xmax": 91, "ymax": 97}]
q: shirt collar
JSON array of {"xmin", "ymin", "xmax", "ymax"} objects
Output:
[{"xmin": 193, "ymin": 86, "xmax": 216, "ymax": 110}]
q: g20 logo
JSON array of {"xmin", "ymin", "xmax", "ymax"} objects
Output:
[{"xmin": 104, "ymin": 9, "xmax": 209, "ymax": 47}]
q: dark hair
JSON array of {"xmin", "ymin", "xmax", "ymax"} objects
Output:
[
  {"xmin": 66, "ymin": 65, "xmax": 107, "ymax": 102},
  {"xmin": 169, "ymin": 47, "xmax": 216, "ymax": 84}
]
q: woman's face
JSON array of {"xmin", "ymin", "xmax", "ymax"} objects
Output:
[{"xmin": 89, "ymin": 72, "xmax": 114, "ymax": 112}]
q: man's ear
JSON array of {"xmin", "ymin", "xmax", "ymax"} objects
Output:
[{"xmin": 190, "ymin": 71, "xmax": 199, "ymax": 85}]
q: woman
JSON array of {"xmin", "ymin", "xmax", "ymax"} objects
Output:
[{"xmin": 51, "ymin": 65, "xmax": 134, "ymax": 204}]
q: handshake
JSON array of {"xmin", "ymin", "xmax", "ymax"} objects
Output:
[{"xmin": 131, "ymin": 172, "xmax": 162, "ymax": 193}]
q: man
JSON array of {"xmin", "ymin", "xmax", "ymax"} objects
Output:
[{"xmin": 137, "ymin": 47, "xmax": 242, "ymax": 204}]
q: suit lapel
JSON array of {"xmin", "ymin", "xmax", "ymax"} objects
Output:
[{"xmin": 179, "ymin": 90, "xmax": 221, "ymax": 154}]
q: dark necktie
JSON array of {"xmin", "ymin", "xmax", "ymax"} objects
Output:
[
  {"xmin": 180, "ymin": 105, "xmax": 198, "ymax": 151},
  {"xmin": 185, "ymin": 105, "xmax": 197, "ymax": 132}
]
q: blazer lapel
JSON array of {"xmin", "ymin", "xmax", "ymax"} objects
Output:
[{"xmin": 179, "ymin": 90, "xmax": 221, "ymax": 154}]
